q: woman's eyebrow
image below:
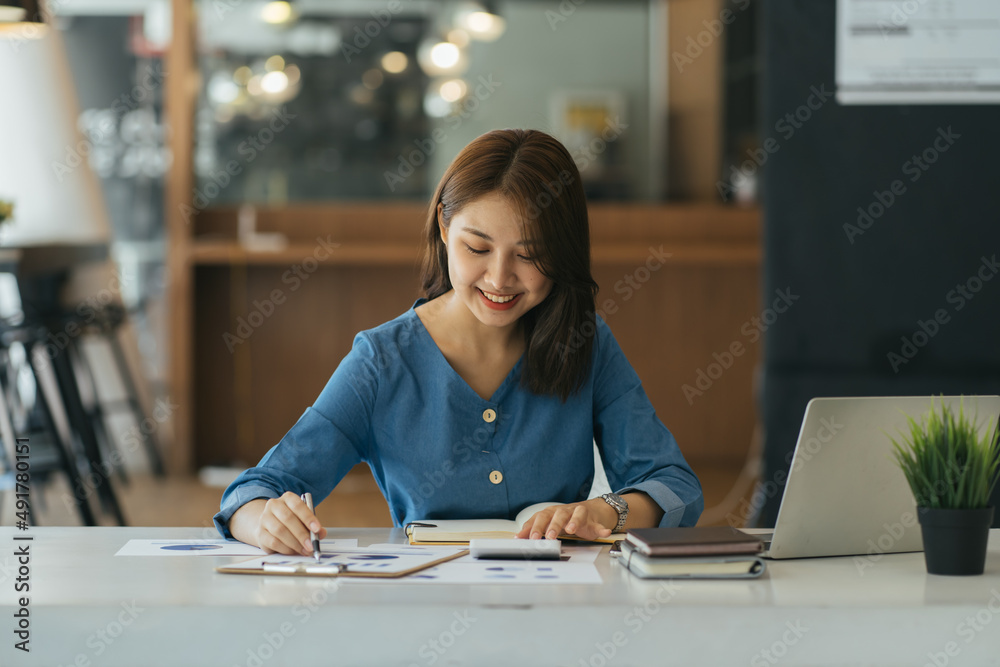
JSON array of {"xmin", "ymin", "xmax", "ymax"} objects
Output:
[{"xmin": 461, "ymin": 226, "xmax": 527, "ymax": 246}]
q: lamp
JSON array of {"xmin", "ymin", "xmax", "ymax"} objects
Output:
[{"xmin": 0, "ymin": 16, "xmax": 111, "ymax": 246}]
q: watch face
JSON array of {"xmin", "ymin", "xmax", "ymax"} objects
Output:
[{"xmin": 604, "ymin": 493, "xmax": 627, "ymax": 511}]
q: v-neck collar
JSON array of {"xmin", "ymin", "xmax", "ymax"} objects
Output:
[{"xmin": 408, "ymin": 300, "xmax": 524, "ymax": 404}]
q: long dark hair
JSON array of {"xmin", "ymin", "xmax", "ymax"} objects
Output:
[{"xmin": 420, "ymin": 129, "xmax": 598, "ymax": 401}]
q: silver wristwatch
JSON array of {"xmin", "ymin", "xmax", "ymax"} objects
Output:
[{"xmin": 601, "ymin": 493, "xmax": 629, "ymax": 532}]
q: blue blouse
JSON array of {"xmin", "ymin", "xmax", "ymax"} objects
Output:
[{"xmin": 214, "ymin": 300, "xmax": 703, "ymax": 537}]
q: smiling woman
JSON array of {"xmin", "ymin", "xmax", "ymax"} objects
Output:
[
  {"xmin": 216, "ymin": 129, "xmax": 703, "ymax": 555},
  {"xmin": 420, "ymin": 129, "xmax": 594, "ymax": 401}
]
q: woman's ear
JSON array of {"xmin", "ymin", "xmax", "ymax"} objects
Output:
[{"xmin": 437, "ymin": 202, "xmax": 448, "ymax": 245}]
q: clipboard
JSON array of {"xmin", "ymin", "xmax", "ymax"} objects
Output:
[{"xmin": 216, "ymin": 548, "xmax": 468, "ymax": 579}]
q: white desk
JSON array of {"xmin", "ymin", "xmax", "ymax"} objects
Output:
[{"xmin": 2, "ymin": 527, "xmax": 1000, "ymax": 666}]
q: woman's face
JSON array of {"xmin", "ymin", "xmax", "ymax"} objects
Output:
[{"xmin": 440, "ymin": 192, "xmax": 553, "ymax": 330}]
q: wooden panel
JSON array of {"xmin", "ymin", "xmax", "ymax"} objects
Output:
[
  {"xmin": 194, "ymin": 264, "xmax": 421, "ymax": 467},
  {"xmin": 194, "ymin": 202, "xmax": 758, "ymax": 243},
  {"xmin": 164, "ymin": 0, "xmax": 196, "ymax": 474},
  {"xmin": 189, "ymin": 241, "xmax": 423, "ymax": 266},
  {"xmin": 194, "ymin": 203, "xmax": 428, "ymax": 242},
  {"xmin": 593, "ymin": 263, "xmax": 760, "ymax": 467},
  {"xmin": 667, "ymin": 0, "xmax": 724, "ymax": 200}
]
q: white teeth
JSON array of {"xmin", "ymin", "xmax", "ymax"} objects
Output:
[{"xmin": 482, "ymin": 290, "xmax": 515, "ymax": 303}]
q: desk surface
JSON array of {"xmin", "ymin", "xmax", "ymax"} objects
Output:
[{"xmin": 2, "ymin": 527, "xmax": 1000, "ymax": 667}]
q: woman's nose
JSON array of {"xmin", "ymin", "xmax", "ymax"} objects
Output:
[{"xmin": 484, "ymin": 254, "xmax": 513, "ymax": 290}]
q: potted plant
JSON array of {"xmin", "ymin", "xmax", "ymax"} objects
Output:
[{"xmin": 890, "ymin": 398, "xmax": 1000, "ymax": 575}]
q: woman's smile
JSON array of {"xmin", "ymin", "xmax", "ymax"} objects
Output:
[{"xmin": 477, "ymin": 287, "xmax": 523, "ymax": 309}]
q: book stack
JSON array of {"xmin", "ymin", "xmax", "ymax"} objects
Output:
[{"xmin": 618, "ymin": 526, "xmax": 766, "ymax": 579}]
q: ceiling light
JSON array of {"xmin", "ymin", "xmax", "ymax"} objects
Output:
[
  {"xmin": 430, "ymin": 42, "xmax": 460, "ymax": 69},
  {"xmin": 417, "ymin": 38, "xmax": 467, "ymax": 77},
  {"xmin": 423, "ymin": 90, "xmax": 452, "ymax": 118},
  {"xmin": 456, "ymin": 5, "xmax": 505, "ymax": 42},
  {"xmin": 265, "ymin": 55, "xmax": 285, "ymax": 72},
  {"xmin": 233, "ymin": 66, "xmax": 253, "ymax": 85},
  {"xmin": 447, "ymin": 28, "xmax": 470, "ymax": 48},
  {"xmin": 260, "ymin": 1, "xmax": 293, "ymax": 25},
  {"xmin": 209, "ymin": 72, "xmax": 240, "ymax": 104},
  {"xmin": 439, "ymin": 78, "xmax": 467, "ymax": 103},
  {"xmin": 260, "ymin": 70, "xmax": 289, "ymax": 94},
  {"xmin": 381, "ymin": 51, "xmax": 408, "ymax": 74},
  {"xmin": 362, "ymin": 68, "xmax": 384, "ymax": 90}
]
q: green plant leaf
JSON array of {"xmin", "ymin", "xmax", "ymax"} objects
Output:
[{"xmin": 887, "ymin": 397, "xmax": 1000, "ymax": 509}]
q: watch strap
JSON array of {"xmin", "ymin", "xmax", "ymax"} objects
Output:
[{"xmin": 601, "ymin": 493, "xmax": 629, "ymax": 532}]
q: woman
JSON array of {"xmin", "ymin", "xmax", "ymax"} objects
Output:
[{"xmin": 215, "ymin": 129, "xmax": 702, "ymax": 555}]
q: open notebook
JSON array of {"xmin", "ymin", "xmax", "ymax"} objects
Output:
[{"xmin": 405, "ymin": 502, "xmax": 626, "ymax": 545}]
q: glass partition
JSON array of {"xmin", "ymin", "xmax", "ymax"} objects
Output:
[{"xmin": 194, "ymin": 0, "xmax": 663, "ymax": 205}]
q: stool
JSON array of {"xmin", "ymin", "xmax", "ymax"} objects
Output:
[{"xmin": 0, "ymin": 321, "xmax": 98, "ymax": 525}]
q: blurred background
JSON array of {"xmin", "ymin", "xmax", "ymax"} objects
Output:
[{"xmin": 1, "ymin": 0, "xmax": 997, "ymax": 530}]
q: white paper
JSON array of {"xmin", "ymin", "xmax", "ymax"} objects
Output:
[
  {"xmin": 115, "ymin": 538, "xmax": 358, "ymax": 556},
  {"xmin": 347, "ymin": 561, "xmax": 602, "ymax": 585},
  {"xmin": 345, "ymin": 545, "xmax": 604, "ymax": 584},
  {"xmin": 836, "ymin": 0, "xmax": 1000, "ymax": 104}
]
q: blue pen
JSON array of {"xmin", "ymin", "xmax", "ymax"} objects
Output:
[{"xmin": 301, "ymin": 493, "xmax": 322, "ymax": 563}]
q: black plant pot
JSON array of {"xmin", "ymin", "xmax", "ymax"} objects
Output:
[{"xmin": 917, "ymin": 506, "xmax": 994, "ymax": 576}]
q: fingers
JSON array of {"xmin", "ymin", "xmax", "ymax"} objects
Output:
[
  {"xmin": 257, "ymin": 492, "xmax": 324, "ymax": 556},
  {"xmin": 573, "ymin": 519, "xmax": 613, "ymax": 541},
  {"xmin": 516, "ymin": 505, "xmax": 587, "ymax": 540},
  {"xmin": 549, "ymin": 505, "xmax": 613, "ymax": 540},
  {"xmin": 563, "ymin": 505, "xmax": 588, "ymax": 536},
  {"xmin": 256, "ymin": 508, "xmax": 305, "ymax": 555},
  {"xmin": 515, "ymin": 509, "xmax": 554, "ymax": 540},
  {"xmin": 514, "ymin": 518, "xmax": 534, "ymax": 540},
  {"xmin": 543, "ymin": 506, "xmax": 574, "ymax": 540},
  {"xmin": 515, "ymin": 504, "xmax": 615, "ymax": 541},
  {"xmin": 287, "ymin": 491, "xmax": 324, "ymax": 535}
]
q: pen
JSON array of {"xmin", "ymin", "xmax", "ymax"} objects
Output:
[{"xmin": 301, "ymin": 492, "xmax": 322, "ymax": 563}]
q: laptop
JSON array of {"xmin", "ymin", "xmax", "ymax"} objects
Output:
[{"xmin": 755, "ymin": 395, "xmax": 1000, "ymax": 559}]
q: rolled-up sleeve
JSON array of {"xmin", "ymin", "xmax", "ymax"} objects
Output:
[
  {"xmin": 592, "ymin": 320, "xmax": 704, "ymax": 527},
  {"xmin": 213, "ymin": 334, "xmax": 379, "ymax": 538}
]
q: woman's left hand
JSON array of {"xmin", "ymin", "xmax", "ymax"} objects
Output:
[{"xmin": 514, "ymin": 499, "xmax": 617, "ymax": 541}]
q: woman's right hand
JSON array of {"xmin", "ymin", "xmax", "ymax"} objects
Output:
[{"xmin": 232, "ymin": 492, "xmax": 327, "ymax": 556}]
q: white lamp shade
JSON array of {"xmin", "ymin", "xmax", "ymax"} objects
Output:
[{"xmin": 0, "ymin": 26, "xmax": 111, "ymax": 246}]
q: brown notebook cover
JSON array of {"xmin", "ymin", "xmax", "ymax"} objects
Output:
[{"xmin": 624, "ymin": 527, "xmax": 764, "ymax": 557}]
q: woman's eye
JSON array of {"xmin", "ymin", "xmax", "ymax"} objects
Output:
[
  {"xmin": 518, "ymin": 255, "xmax": 534, "ymax": 262},
  {"xmin": 465, "ymin": 245, "xmax": 487, "ymax": 255}
]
